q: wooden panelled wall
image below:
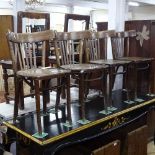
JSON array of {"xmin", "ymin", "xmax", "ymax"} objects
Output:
[
  {"xmin": 0, "ymin": 15, "xmax": 13, "ymax": 60},
  {"xmin": 96, "ymin": 20, "xmax": 155, "ymax": 93}
]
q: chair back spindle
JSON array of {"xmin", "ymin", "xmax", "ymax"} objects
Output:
[
  {"xmin": 7, "ymin": 30, "xmax": 55, "ymax": 73},
  {"xmin": 54, "ymin": 30, "xmax": 91, "ymax": 66},
  {"xmin": 6, "ymin": 30, "xmax": 72, "ymax": 136},
  {"xmin": 111, "ymin": 30, "xmax": 137, "ymax": 59},
  {"xmin": 85, "ymin": 30, "xmax": 116, "ymax": 62}
]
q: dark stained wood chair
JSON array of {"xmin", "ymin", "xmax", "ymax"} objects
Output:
[
  {"xmin": 85, "ymin": 30, "xmax": 132, "ymax": 114},
  {"xmin": 0, "ymin": 11, "xmax": 50, "ymax": 106},
  {"xmin": 54, "ymin": 30, "xmax": 108, "ymax": 125},
  {"xmin": 6, "ymin": 30, "xmax": 71, "ymax": 138},
  {"xmin": 112, "ymin": 30, "xmax": 154, "ymax": 102},
  {"xmin": 92, "ymin": 140, "xmax": 120, "ymax": 155},
  {"xmin": 49, "ymin": 13, "xmax": 90, "ymax": 66}
]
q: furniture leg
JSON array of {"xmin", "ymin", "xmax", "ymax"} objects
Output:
[
  {"xmin": 77, "ymin": 72, "xmax": 90, "ymax": 125},
  {"xmin": 108, "ymin": 66, "xmax": 113, "ymax": 108},
  {"xmin": 18, "ymin": 79, "xmax": 24, "ymax": 110},
  {"xmin": 13, "ymin": 76, "xmax": 20, "ymax": 123},
  {"xmin": 103, "ymin": 70, "xmax": 108, "ymax": 112},
  {"xmin": 55, "ymin": 77, "xmax": 61, "ymax": 113},
  {"xmin": 99, "ymin": 68, "xmax": 112, "ymax": 115},
  {"xmin": 79, "ymin": 72, "xmax": 85, "ymax": 120},
  {"xmin": 34, "ymin": 79, "xmax": 42, "ymax": 135},
  {"xmin": 66, "ymin": 74, "xmax": 71, "ymax": 124},
  {"xmin": 123, "ymin": 64, "xmax": 135, "ymax": 104},
  {"xmin": 147, "ymin": 62, "xmax": 155, "ymax": 96},
  {"xmin": 2, "ymin": 68, "xmax": 9, "ymax": 104},
  {"xmin": 134, "ymin": 64, "xmax": 138, "ymax": 100},
  {"xmin": 32, "ymin": 79, "xmax": 48, "ymax": 138},
  {"xmin": 42, "ymin": 80, "xmax": 49, "ymax": 114}
]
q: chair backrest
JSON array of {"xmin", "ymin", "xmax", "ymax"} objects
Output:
[
  {"xmin": 54, "ymin": 30, "xmax": 91, "ymax": 66},
  {"xmin": 6, "ymin": 30, "xmax": 55, "ymax": 73},
  {"xmin": 85, "ymin": 30, "xmax": 116, "ymax": 62},
  {"xmin": 111, "ymin": 30, "xmax": 136, "ymax": 59}
]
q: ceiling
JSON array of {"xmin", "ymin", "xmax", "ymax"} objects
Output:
[
  {"xmin": 1, "ymin": 0, "xmax": 155, "ymax": 10},
  {"xmin": 45, "ymin": 0, "xmax": 155, "ymax": 9}
]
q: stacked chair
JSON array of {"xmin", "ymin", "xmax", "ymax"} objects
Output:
[
  {"xmin": 6, "ymin": 28, "xmax": 154, "ymax": 139},
  {"xmin": 85, "ymin": 30, "xmax": 132, "ymax": 114},
  {"xmin": 112, "ymin": 30, "xmax": 154, "ymax": 103},
  {"xmin": 6, "ymin": 30, "xmax": 71, "ymax": 138},
  {"xmin": 53, "ymin": 30, "xmax": 108, "ymax": 124}
]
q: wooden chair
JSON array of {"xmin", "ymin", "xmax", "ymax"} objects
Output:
[
  {"xmin": 112, "ymin": 30, "xmax": 154, "ymax": 103},
  {"xmin": 0, "ymin": 12, "xmax": 50, "ymax": 106},
  {"xmin": 92, "ymin": 140, "xmax": 120, "ymax": 155},
  {"xmin": 85, "ymin": 30, "xmax": 132, "ymax": 114},
  {"xmin": 6, "ymin": 30, "xmax": 71, "ymax": 138},
  {"xmin": 54, "ymin": 30, "xmax": 108, "ymax": 125},
  {"xmin": 49, "ymin": 13, "xmax": 90, "ymax": 66}
]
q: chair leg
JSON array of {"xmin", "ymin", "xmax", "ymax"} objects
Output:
[
  {"xmin": 79, "ymin": 73, "xmax": 85, "ymax": 120},
  {"xmin": 77, "ymin": 72, "xmax": 90, "ymax": 125},
  {"xmin": 13, "ymin": 76, "xmax": 20, "ymax": 123},
  {"xmin": 18, "ymin": 80, "xmax": 24, "ymax": 110},
  {"xmin": 61, "ymin": 84, "xmax": 66, "ymax": 99},
  {"xmin": 133, "ymin": 64, "xmax": 138, "ymax": 100},
  {"xmin": 34, "ymin": 79, "xmax": 42, "ymax": 135},
  {"xmin": 84, "ymin": 73, "xmax": 90, "ymax": 100},
  {"xmin": 66, "ymin": 74, "xmax": 72, "ymax": 124},
  {"xmin": 3, "ymin": 67, "xmax": 10, "ymax": 104},
  {"xmin": 55, "ymin": 77, "xmax": 61, "ymax": 112},
  {"xmin": 108, "ymin": 66, "xmax": 113, "ymax": 108},
  {"xmin": 42, "ymin": 80, "xmax": 50, "ymax": 113},
  {"xmin": 99, "ymin": 67, "xmax": 114, "ymax": 115},
  {"xmin": 147, "ymin": 62, "xmax": 155, "ymax": 96},
  {"xmin": 103, "ymin": 70, "xmax": 108, "ymax": 111},
  {"xmin": 124, "ymin": 65, "xmax": 133, "ymax": 104}
]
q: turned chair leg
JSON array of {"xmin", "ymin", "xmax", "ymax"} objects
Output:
[
  {"xmin": 66, "ymin": 74, "xmax": 72, "ymax": 124},
  {"xmin": 13, "ymin": 76, "xmax": 21, "ymax": 123},
  {"xmin": 55, "ymin": 77, "xmax": 62, "ymax": 112},
  {"xmin": 34, "ymin": 79, "xmax": 42, "ymax": 135}
]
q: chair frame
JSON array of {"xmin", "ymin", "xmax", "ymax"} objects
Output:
[
  {"xmin": 7, "ymin": 30, "xmax": 71, "ymax": 137},
  {"xmin": 85, "ymin": 30, "xmax": 132, "ymax": 111},
  {"xmin": 54, "ymin": 30, "xmax": 108, "ymax": 124},
  {"xmin": 114, "ymin": 30, "xmax": 154, "ymax": 102}
]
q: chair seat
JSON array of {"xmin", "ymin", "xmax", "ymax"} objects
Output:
[
  {"xmin": 61, "ymin": 64, "xmax": 107, "ymax": 73},
  {"xmin": 118, "ymin": 57, "xmax": 154, "ymax": 63},
  {"xmin": 17, "ymin": 68, "xmax": 70, "ymax": 79},
  {"xmin": 90, "ymin": 59, "xmax": 132, "ymax": 66}
]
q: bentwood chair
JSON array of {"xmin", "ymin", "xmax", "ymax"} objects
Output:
[
  {"xmin": 6, "ymin": 30, "xmax": 71, "ymax": 138},
  {"xmin": 85, "ymin": 30, "xmax": 132, "ymax": 114},
  {"xmin": 112, "ymin": 30, "xmax": 154, "ymax": 103},
  {"xmin": 54, "ymin": 30, "xmax": 108, "ymax": 125}
]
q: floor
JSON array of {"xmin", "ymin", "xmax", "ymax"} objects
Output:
[{"xmin": 148, "ymin": 141, "xmax": 155, "ymax": 155}]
